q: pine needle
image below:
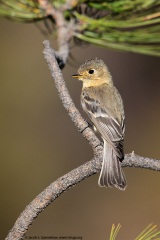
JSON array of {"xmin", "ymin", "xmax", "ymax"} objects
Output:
[
  {"xmin": 109, "ymin": 224, "xmax": 121, "ymax": 240},
  {"xmin": 135, "ymin": 224, "xmax": 160, "ymax": 240},
  {"xmin": 0, "ymin": 0, "xmax": 159, "ymax": 56},
  {"xmin": 108, "ymin": 224, "xmax": 160, "ymax": 240}
]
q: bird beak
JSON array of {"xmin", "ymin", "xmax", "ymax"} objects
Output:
[{"xmin": 72, "ymin": 74, "xmax": 82, "ymax": 78}]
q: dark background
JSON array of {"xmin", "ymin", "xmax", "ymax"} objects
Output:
[{"xmin": 0, "ymin": 18, "xmax": 160, "ymax": 239}]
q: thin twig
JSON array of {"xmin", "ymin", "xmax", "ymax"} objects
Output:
[
  {"xmin": 38, "ymin": 0, "xmax": 75, "ymax": 68},
  {"xmin": 5, "ymin": 41, "xmax": 160, "ymax": 240}
]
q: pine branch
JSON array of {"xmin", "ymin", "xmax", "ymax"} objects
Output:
[
  {"xmin": 0, "ymin": 0, "xmax": 159, "ymax": 58},
  {"xmin": 5, "ymin": 153, "xmax": 160, "ymax": 240},
  {"xmin": 5, "ymin": 40, "xmax": 160, "ymax": 240},
  {"xmin": 38, "ymin": 0, "xmax": 75, "ymax": 68}
]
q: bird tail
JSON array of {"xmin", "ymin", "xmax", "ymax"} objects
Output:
[{"xmin": 98, "ymin": 140, "xmax": 127, "ymax": 190}]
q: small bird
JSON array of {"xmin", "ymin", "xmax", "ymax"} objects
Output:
[{"xmin": 72, "ymin": 58, "xmax": 127, "ymax": 190}]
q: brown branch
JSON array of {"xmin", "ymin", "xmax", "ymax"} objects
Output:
[
  {"xmin": 42, "ymin": 40, "xmax": 102, "ymax": 156},
  {"xmin": 5, "ymin": 41, "xmax": 160, "ymax": 240},
  {"xmin": 38, "ymin": 0, "xmax": 75, "ymax": 68},
  {"xmin": 6, "ymin": 153, "xmax": 160, "ymax": 240}
]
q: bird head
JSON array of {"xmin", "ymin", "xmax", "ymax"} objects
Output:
[{"xmin": 72, "ymin": 58, "xmax": 112, "ymax": 87}]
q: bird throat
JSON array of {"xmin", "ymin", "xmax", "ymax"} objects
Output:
[{"xmin": 82, "ymin": 78, "xmax": 112, "ymax": 88}]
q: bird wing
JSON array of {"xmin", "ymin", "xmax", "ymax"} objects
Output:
[{"xmin": 81, "ymin": 91, "xmax": 125, "ymax": 159}]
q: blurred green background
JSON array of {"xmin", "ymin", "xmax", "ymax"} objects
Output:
[{"xmin": 0, "ymin": 18, "xmax": 160, "ymax": 239}]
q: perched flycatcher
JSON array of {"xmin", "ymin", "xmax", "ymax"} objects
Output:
[{"xmin": 72, "ymin": 58, "xmax": 127, "ymax": 190}]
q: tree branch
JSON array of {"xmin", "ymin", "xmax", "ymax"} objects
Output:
[
  {"xmin": 6, "ymin": 153, "xmax": 160, "ymax": 240},
  {"xmin": 5, "ymin": 40, "xmax": 160, "ymax": 239},
  {"xmin": 42, "ymin": 40, "xmax": 103, "ymax": 156},
  {"xmin": 38, "ymin": 0, "xmax": 75, "ymax": 68}
]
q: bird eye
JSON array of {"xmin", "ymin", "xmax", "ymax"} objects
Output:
[{"xmin": 88, "ymin": 69, "xmax": 94, "ymax": 74}]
